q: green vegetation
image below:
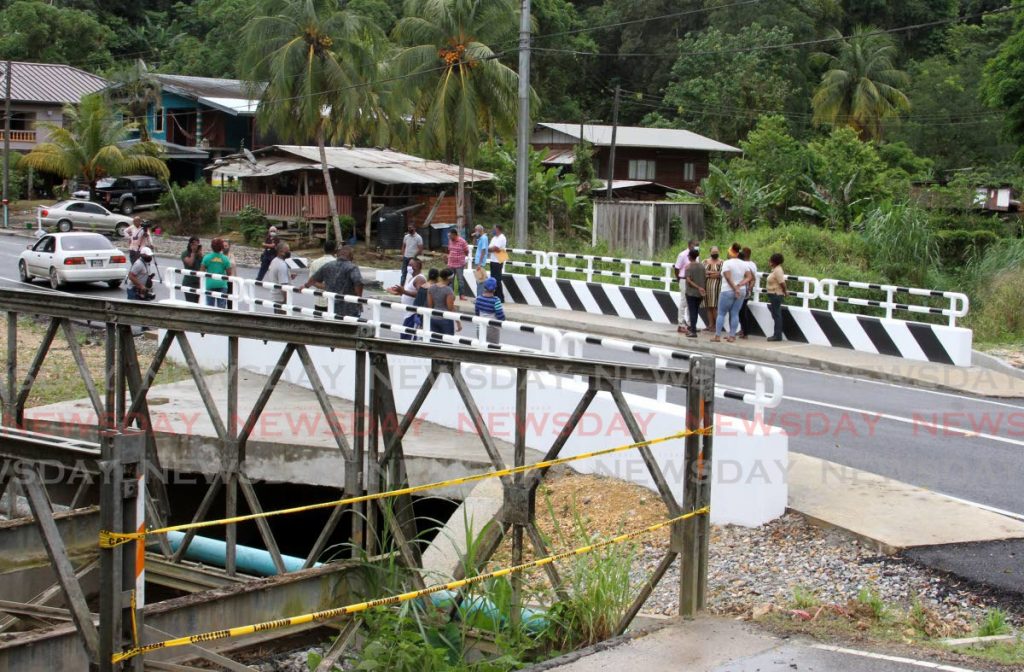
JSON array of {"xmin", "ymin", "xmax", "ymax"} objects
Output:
[
  {"xmin": 791, "ymin": 585, "xmax": 819, "ymax": 610},
  {"xmin": 977, "ymin": 607, "xmax": 1012, "ymax": 637},
  {"xmin": 158, "ymin": 181, "xmax": 220, "ymax": 235},
  {"xmin": 236, "ymin": 205, "xmax": 272, "ymax": 245}
]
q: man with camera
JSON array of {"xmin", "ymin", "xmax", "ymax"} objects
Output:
[
  {"xmin": 127, "ymin": 217, "xmax": 154, "ymax": 264},
  {"xmin": 126, "ymin": 246, "xmax": 156, "ymax": 301}
]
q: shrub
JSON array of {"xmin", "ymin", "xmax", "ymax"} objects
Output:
[
  {"xmin": 236, "ymin": 205, "xmax": 270, "ymax": 244},
  {"xmin": 859, "ymin": 202, "xmax": 937, "ymax": 286},
  {"xmin": 159, "ymin": 181, "xmax": 220, "ymax": 235},
  {"xmin": 968, "ymin": 267, "xmax": 1024, "ymax": 343},
  {"xmin": 976, "ymin": 608, "xmax": 1012, "ymax": 637},
  {"xmin": 934, "ymin": 229, "xmax": 1000, "ymax": 265}
]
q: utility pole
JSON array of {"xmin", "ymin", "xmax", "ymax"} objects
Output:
[
  {"xmin": 605, "ymin": 85, "xmax": 620, "ymax": 200},
  {"xmin": 513, "ymin": 0, "xmax": 532, "ymax": 249},
  {"xmin": 2, "ymin": 60, "xmax": 11, "ymax": 229}
]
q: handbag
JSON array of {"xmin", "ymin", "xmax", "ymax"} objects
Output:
[{"xmin": 496, "ymin": 249, "xmax": 510, "ymax": 264}]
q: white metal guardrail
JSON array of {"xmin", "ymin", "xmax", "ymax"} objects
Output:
[
  {"xmin": 470, "ymin": 246, "xmax": 968, "ymax": 326},
  {"xmin": 166, "ymin": 267, "xmax": 783, "ymax": 416},
  {"xmin": 818, "ymin": 279, "xmax": 968, "ymax": 327}
]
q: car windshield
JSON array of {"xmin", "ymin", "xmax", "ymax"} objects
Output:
[
  {"xmin": 95, "ymin": 178, "xmax": 116, "ymax": 188},
  {"xmin": 60, "ymin": 234, "xmax": 114, "ymax": 251}
]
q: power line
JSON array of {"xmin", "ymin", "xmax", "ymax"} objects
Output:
[{"xmin": 530, "ymin": 5, "xmax": 1024, "ymax": 58}]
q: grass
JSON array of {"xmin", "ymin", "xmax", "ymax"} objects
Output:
[
  {"xmin": 763, "ymin": 587, "xmax": 1024, "ymax": 669},
  {"xmin": 977, "ymin": 608, "xmax": 1012, "ymax": 637},
  {"xmin": 0, "ymin": 314, "xmax": 192, "ymax": 408},
  {"xmin": 791, "ymin": 585, "xmax": 819, "ymax": 610}
]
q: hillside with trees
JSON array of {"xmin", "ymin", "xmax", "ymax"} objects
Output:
[{"xmin": 3, "ymin": 0, "xmax": 1024, "ymax": 341}]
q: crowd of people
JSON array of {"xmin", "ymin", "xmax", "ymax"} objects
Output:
[
  {"xmin": 125, "ymin": 217, "xmax": 792, "ymax": 349},
  {"xmin": 387, "ymin": 222, "xmax": 508, "ymax": 343},
  {"xmin": 674, "ymin": 240, "xmax": 788, "ymax": 343}
]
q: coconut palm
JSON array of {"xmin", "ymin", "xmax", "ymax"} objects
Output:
[
  {"xmin": 240, "ymin": 0, "xmax": 384, "ymax": 243},
  {"xmin": 393, "ymin": 0, "xmax": 523, "ymax": 229},
  {"xmin": 20, "ymin": 94, "xmax": 168, "ymax": 198},
  {"xmin": 111, "ymin": 59, "xmax": 161, "ymax": 141},
  {"xmin": 811, "ymin": 27, "xmax": 911, "ymax": 141}
]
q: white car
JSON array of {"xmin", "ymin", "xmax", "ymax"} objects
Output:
[
  {"xmin": 19, "ymin": 232, "xmax": 130, "ymax": 290},
  {"xmin": 38, "ymin": 200, "xmax": 134, "ymax": 236}
]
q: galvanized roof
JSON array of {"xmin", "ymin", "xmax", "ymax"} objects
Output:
[
  {"xmin": 535, "ymin": 122, "xmax": 740, "ymax": 153},
  {"xmin": 4, "ymin": 61, "xmax": 108, "ymax": 105},
  {"xmin": 210, "ymin": 145, "xmax": 494, "ymax": 185},
  {"xmin": 154, "ymin": 74, "xmax": 257, "ymax": 100}
]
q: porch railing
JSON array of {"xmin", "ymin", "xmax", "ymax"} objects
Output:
[{"xmin": 219, "ymin": 192, "xmax": 353, "ymax": 220}]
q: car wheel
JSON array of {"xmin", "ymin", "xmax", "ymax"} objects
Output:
[
  {"xmin": 115, "ymin": 222, "xmax": 129, "ymax": 238},
  {"xmin": 18, "ymin": 260, "xmax": 31, "ymax": 283},
  {"xmin": 107, "ymin": 279, "xmax": 122, "ymax": 289},
  {"xmin": 49, "ymin": 267, "xmax": 64, "ymax": 290},
  {"xmin": 58, "ymin": 219, "xmax": 73, "ymax": 233},
  {"xmin": 120, "ymin": 198, "xmax": 135, "ymax": 215}
]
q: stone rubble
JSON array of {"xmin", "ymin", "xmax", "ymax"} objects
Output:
[{"xmin": 631, "ymin": 513, "xmax": 1014, "ymax": 634}]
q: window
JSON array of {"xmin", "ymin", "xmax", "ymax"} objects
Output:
[
  {"xmin": 82, "ymin": 204, "xmax": 107, "ymax": 215},
  {"xmin": 153, "ymin": 107, "xmax": 164, "ymax": 133},
  {"xmin": 628, "ymin": 159, "xmax": 656, "ymax": 181},
  {"xmin": 9, "ymin": 111, "xmax": 36, "ymax": 131},
  {"xmin": 66, "ymin": 203, "xmax": 85, "ymax": 212},
  {"xmin": 61, "ymin": 234, "xmax": 113, "ymax": 251},
  {"xmin": 34, "ymin": 236, "xmax": 54, "ymax": 253},
  {"xmin": 683, "ymin": 162, "xmax": 696, "ymax": 182}
]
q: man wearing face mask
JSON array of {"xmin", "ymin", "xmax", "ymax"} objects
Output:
[
  {"xmin": 126, "ymin": 246, "xmax": 155, "ymax": 300},
  {"xmin": 266, "ymin": 241, "xmax": 298, "ymax": 314},
  {"xmin": 703, "ymin": 246, "xmax": 724, "ymax": 332},
  {"xmin": 674, "ymin": 239, "xmax": 699, "ymax": 333}
]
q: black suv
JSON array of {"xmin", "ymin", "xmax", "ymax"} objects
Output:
[{"xmin": 80, "ymin": 176, "xmax": 167, "ymax": 215}]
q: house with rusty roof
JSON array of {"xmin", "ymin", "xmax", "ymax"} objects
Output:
[
  {"xmin": 0, "ymin": 61, "xmax": 108, "ymax": 152},
  {"xmin": 531, "ymin": 122, "xmax": 740, "ymax": 194},
  {"xmin": 208, "ymin": 144, "xmax": 493, "ymax": 246}
]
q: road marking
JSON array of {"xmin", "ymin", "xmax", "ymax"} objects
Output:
[
  {"xmin": 727, "ymin": 386, "xmax": 1024, "ymax": 449},
  {"xmin": 809, "ymin": 643, "xmax": 981, "ymax": 671},
  {"xmin": 754, "ymin": 359, "xmax": 1024, "ymax": 410}
]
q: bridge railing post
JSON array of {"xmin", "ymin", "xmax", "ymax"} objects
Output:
[{"xmin": 99, "ymin": 431, "xmax": 146, "ymax": 672}]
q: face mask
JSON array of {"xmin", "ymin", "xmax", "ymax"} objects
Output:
[{"xmin": 711, "ymin": 253, "xmax": 719, "ymax": 260}]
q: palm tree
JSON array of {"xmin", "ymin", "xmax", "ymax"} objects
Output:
[
  {"xmin": 811, "ymin": 27, "xmax": 911, "ymax": 141},
  {"xmin": 20, "ymin": 94, "xmax": 168, "ymax": 199},
  {"xmin": 394, "ymin": 0, "xmax": 522, "ymax": 230},
  {"xmin": 240, "ymin": 0, "xmax": 384, "ymax": 243},
  {"xmin": 111, "ymin": 59, "xmax": 161, "ymax": 141}
]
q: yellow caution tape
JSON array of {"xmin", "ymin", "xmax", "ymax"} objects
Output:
[
  {"xmin": 100, "ymin": 427, "xmax": 712, "ymax": 548},
  {"xmin": 111, "ymin": 505, "xmax": 709, "ymax": 663}
]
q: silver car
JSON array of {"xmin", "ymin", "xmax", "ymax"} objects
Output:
[{"xmin": 38, "ymin": 200, "xmax": 134, "ymax": 236}]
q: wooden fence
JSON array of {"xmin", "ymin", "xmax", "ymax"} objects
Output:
[
  {"xmin": 220, "ymin": 192, "xmax": 354, "ymax": 221},
  {"xmin": 592, "ymin": 201, "xmax": 704, "ymax": 258}
]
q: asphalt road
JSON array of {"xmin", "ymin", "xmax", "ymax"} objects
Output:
[{"xmin": 1, "ymin": 233, "xmax": 1021, "ymax": 519}]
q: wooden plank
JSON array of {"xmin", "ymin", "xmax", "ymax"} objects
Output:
[{"xmin": 22, "ymin": 464, "xmax": 100, "ymax": 661}]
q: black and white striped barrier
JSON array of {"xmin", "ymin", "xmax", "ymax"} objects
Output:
[{"xmin": 379, "ymin": 268, "xmax": 973, "ymax": 367}]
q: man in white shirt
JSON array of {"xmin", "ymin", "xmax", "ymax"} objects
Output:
[
  {"xmin": 487, "ymin": 224, "xmax": 508, "ymax": 301},
  {"xmin": 674, "ymin": 239, "xmax": 699, "ymax": 330},
  {"xmin": 400, "ymin": 223, "xmax": 423, "ymax": 287}
]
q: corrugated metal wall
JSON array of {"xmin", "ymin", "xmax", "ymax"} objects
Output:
[{"xmin": 593, "ymin": 201, "xmax": 704, "ymax": 257}]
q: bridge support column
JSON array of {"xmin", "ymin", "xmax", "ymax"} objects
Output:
[{"xmin": 98, "ymin": 432, "xmax": 145, "ymax": 672}]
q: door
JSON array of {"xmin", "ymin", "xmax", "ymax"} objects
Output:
[
  {"xmin": 30, "ymin": 236, "xmax": 55, "ymax": 274},
  {"xmin": 63, "ymin": 202, "xmax": 93, "ymax": 229},
  {"xmin": 81, "ymin": 202, "xmax": 114, "ymax": 232}
]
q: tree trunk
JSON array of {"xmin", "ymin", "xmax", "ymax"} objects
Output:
[
  {"xmin": 547, "ymin": 211, "xmax": 554, "ymax": 247},
  {"xmin": 318, "ymin": 123, "xmax": 342, "ymax": 244},
  {"xmin": 456, "ymin": 156, "xmax": 466, "ymax": 231}
]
